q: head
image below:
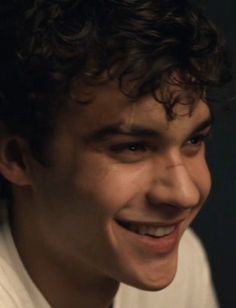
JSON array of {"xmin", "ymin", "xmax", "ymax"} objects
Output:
[{"xmin": 0, "ymin": 0, "xmax": 231, "ymax": 294}]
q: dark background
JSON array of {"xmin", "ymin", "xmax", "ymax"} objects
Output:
[{"xmin": 192, "ymin": 1, "xmax": 236, "ymax": 308}]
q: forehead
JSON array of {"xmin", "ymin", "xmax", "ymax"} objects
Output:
[{"xmin": 59, "ymin": 80, "xmax": 210, "ymax": 137}]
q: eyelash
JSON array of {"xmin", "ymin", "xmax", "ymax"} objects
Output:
[
  {"xmin": 108, "ymin": 132, "xmax": 210, "ymax": 164},
  {"xmin": 110, "ymin": 133, "xmax": 209, "ymax": 151},
  {"xmin": 186, "ymin": 133, "xmax": 210, "ymax": 146},
  {"xmin": 110, "ymin": 142, "xmax": 147, "ymax": 153}
]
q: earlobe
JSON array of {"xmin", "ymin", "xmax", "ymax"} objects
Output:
[{"xmin": 0, "ymin": 137, "xmax": 31, "ymax": 187}]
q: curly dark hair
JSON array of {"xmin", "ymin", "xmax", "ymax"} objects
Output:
[{"xmin": 0, "ymin": 0, "xmax": 232, "ymax": 195}]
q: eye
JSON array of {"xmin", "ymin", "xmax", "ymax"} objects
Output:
[
  {"xmin": 109, "ymin": 142, "xmax": 148, "ymax": 163},
  {"xmin": 110, "ymin": 142, "xmax": 147, "ymax": 153},
  {"xmin": 184, "ymin": 132, "xmax": 210, "ymax": 156},
  {"xmin": 186, "ymin": 135, "xmax": 206, "ymax": 146}
]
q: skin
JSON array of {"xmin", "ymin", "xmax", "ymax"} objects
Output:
[{"xmin": 7, "ymin": 81, "xmax": 211, "ymax": 308}]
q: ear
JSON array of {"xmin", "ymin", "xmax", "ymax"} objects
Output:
[{"xmin": 0, "ymin": 135, "xmax": 31, "ymax": 187}]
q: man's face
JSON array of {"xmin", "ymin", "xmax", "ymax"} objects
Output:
[{"xmin": 26, "ymin": 82, "xmax": 211, "ymax": 290}]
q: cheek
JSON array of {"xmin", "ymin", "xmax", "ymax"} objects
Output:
[{"xmin": 73, "ymin": 157, "xmax": 148, "ymax": 214}]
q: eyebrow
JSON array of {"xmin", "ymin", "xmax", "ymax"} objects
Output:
[
  {"xmin": 86, "ymin": 116, "xmax": 213, "ymax": 142},
  {"xmin": 192, "ymin": 116, "xmax": 213, "ymax": 133}
]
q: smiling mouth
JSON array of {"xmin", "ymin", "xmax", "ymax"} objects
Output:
[{"xmin": 116, "ymin": 220, "xmax": 176, "ymax": 238}]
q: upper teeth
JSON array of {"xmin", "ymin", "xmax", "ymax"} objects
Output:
[{"xmin": 129, "ymin": 224, "xmax": 175, "ymax": 237}]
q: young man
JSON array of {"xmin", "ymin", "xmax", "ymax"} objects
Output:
[{"xmin": 0, "ymin": 1, "xmax": 230, "ymax": 307}]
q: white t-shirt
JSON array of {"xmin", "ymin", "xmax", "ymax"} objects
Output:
[{"xmin": 0, "ymin": 219, "xmax": 219, "ymax": 308}]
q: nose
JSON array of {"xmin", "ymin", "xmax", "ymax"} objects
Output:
[{"xmin": 146, "ymin": 160, "xmax": 201, "ymax": 210}]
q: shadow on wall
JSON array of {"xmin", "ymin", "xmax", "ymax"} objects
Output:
[{"xmin": 193, "ymin": 2, "xmax": 236, "ymax": 308}]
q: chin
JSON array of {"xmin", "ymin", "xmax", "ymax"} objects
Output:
[
  {"xmin": 121, "ymin": 253, "xmax": 178, "ymax": 292},
  {"xmin": 137, "ymin": 270, "xmax": 176, "ymax": 292},
  {"xmin": 133, "ymin": 267, "xmax": 177, "ymax": 292}
]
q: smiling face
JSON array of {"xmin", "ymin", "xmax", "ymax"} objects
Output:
[{"xmin": 19, "ymin": 81, "xmax": 212, "ymax": 292}]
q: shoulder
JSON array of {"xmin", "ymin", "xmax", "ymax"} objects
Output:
[
  {"xmin": 0, "ymin": 219, "xmax": 50, "ymax": 308},
  {"xmin": 177, "ymin": 228, "xmax": 211, "ymax": 280},
  {"xmin": 0, "ymin": 229, "xmax": 24, "ymax": 308},
  {"xmin": 0, "ymin": 207, "xmax": 26, "ymax": 307},
  {"xmin": 114, "ymin": 228, "xmax": 219, "ymax": 308},
  {"xmin": 180, "ymin": 227, "xmax": 207, "ymax": 258}
]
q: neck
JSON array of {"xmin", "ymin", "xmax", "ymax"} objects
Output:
[{"xmin": 9, "ymin": 193, "xmax": 119, "ymax": 308}]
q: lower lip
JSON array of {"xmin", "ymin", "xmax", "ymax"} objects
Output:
[{"xmin": 117, "ymin": 223, "xmax": 180, "ymax": 255}]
